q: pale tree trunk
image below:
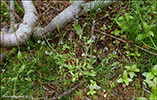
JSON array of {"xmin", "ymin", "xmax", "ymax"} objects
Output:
[
  {"xmin": 0, "ymin": 0, "xmax": 38, "ymax": 47},
  {"xmin": 0, "ymin": 0, "xmax": 118, "ymax": 62},
  {"xmin": 1, "ymin": 0, "xmax": 118, "ymax": 46},
  {"xmin": 32, "ymin": 0, "xmax": 118, "ymax": 39}
]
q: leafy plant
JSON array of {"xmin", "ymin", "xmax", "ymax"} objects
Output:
[
  {"xmin": 137, "ymin": 65, "xmax": 157, "ymax": 100},
  {"xmin": 125, "ymin": 64, "xmax": 140, "ymax": 78},
  {"xmin": 123, "ymin": 44, "xmax": 141, "ymax": 60},
  {"xmin": 112, "ymin": 13, "xmax": 134, "ymax": 36},
  {"xmin": 1, "ymin": 1, "xmax": 156, "ymax": 99},
  {"xmin": 74, "ymin": 22, "xmax": 84, "ymax": 39},
  {"xmin": 117, "ymin": 70, "xmax": 133, "ymax": 86},
  {"xmin": 142, "ymin": 65, "xmax": 157, "ymax": 84},
  {"xmin": 87, "ymin": 80, "xmax": 99, "ymax": 95}
]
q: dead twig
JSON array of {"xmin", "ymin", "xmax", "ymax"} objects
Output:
[
  {"xmin": 52, "ymin": 80, "xmax": 86, "ymax": 100},
  {"xmin": 43, "ymin": 2, "xmax": 51, "ymax": 15},
  {"xmin": 94, "ymin": 29, "xmax": 157, "ymax": 56}
]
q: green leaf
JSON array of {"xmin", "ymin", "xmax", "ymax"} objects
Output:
[
  {"xmin": 125, "ymin": 66, "xmax": 131, "ymax": 70},
  {"xmin": 74, "ymin": 23, "xmax": 83, "ymax": 35},
  {"xmin": 17, "ymin": 51, "xmax": 22, "ymax": 60},
  {"xmin": 27, "ymin": 70, "xmax": 34, "ymax": 75},
  {"xmin": 136, "ymin": 34, "xmax": 145, "ymax": 40},
  {"xmin": 130, "ymin": 72, "xmax": 135, "ymax": 78},
  {"xmin": 87, "ymin": 85, "xmax": 96, "ymax": 95},
  {"xmin": 136, "ymin": 97, "xmax": 147, "ymax": 100},
  {"xmin": 153, "ymin": 65, "xmax": 157, "ymax": 71},
  {"xmin": 125, "ymin": 13, "xmax": 129, "ymax": 21},
  {"xmin": 146, "ymin": 72, "xmax": 154, "ymax": 80},
  {"xmin": 69, "ymin": 0, "xmax": 74, "ymax": 3},
  {"xmin": 149, "ymin": 31, "xmax": 154, "ymax": 37},
  {"xmin": 144, "ymin": 80, "xmax": 156, "ymax": 88},
  {"xmin": 143, "ymin": 22, "xmax": 149, "ymax": 32},
  {"xmin": 132, "ymin": 64, "xmax": 140, "ymax": 72},
  {"xmin": 117, "ymin": 78, "xmax": 123, "ymax": 83},
  {"xmin": 116, "ymin": 21, "xmax": 124, "ymax": 28},
  {"xmin": 150, "ymin": 93, "xmax": 157, "ymax": 100},
  {"xmin": 118, "ymin": 16, "xmax": 124, "ymax": 21},
  {"xmin": 129, "ymin": 15, "xmax": 134, "ymax": 19},
  {"xmin": 62, "ymin": 44, "xmax": 70, "ymax": 51},
  {"xmin": 89, "ymin": 70, "xmax": 96, "ymax": 77},
  {"xmin": 142, "ymin": 72, "xmax": 148, "ymax": 77},
  {"xmin": 87, "ymin": 38, "xmax": 94, "ymax": 44},
  {"xmin": 124, "ymin": 79, "xmax": 129, "ymax": 86},
  {"xmin": 11, "ymin": 77, "xmax": 18, "ymax": 81},
  {"xmin": 134, "ymin": 68, "xmax": 140, "ymax": 72},
  {"xmin": 90, "ymin": 80, "xmax": 96, "ymax": 85},
  {"xmin": 153, "ymin": 77, "xmax": 157, "ymax": 84},
  {"xmin": 25, "ymin": 78, "xmax": 32, "ymax": 81},
  {"xmin": 123, "ymin": 70, "xmax": 128, "ymax": 79},
  {"xmin": 114, "ymin": 30, "xmax": 121, "ymax": 36},
  {"xmin": 152, "ymin": 65, "xmax": 157, "ymax": 75},
  {"xmin": 125, "ymin": 78, "xmax": 132, "ymax": 86},
  {"xmin": 132, "ymin": 64, "xmax": 137, "ymax": 69},
  {"xmin": 19, "ymin": 65, "xmax": 25, "ymax": 73},
  {"xmin": 111, "ymin": 62, "xmax": 119, "ymax": 67}
]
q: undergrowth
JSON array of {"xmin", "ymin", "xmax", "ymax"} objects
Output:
[{"xmin": 0, "ymin": 1, "xmax": 157, "ymax": 100}]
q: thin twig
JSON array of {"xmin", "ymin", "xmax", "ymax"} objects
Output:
[
  {"xmin": 43, "ymin": 2, "xmax": 51, "ymax": 15},
  {"xmin": 94, "ymin": 29, "xmax": 157, "ymax": 56},
  {"xmin": 52, "ymin": 80, "xmax": 86, "ymax": 100},
  {"xmin": 1, "ymin": 0, "xmax": 22, "ymax": 22}
]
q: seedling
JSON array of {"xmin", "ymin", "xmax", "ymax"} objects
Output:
[
  {"xmin": 117, "ymin": 70, "xmax": 133, "ymax": 86},
  {"xmin": 125, "ymin": 64, "xmax": 140, "ymax": 78}
]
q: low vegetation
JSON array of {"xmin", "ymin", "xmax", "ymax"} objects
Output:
[{"xmin": 1, "ymin": 1, "xmax": 157, "ymax": 99}]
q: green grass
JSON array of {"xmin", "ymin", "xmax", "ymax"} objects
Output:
[{"xmin": 1, "ymin": 1, "xmax": 157, "ymax": 100}]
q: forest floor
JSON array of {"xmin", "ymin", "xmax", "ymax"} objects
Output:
[{"xmin": 1, "ymin": 0, "xmax": 157, "ymax": 100}]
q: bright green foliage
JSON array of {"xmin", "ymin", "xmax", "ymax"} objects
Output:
[
  {"xmin": 117, "ymin": 70, "xmax": 133, "ymax": 86},
  {"xmin": 87, "ymin": 80, "xmax": 97, "ymax": 95},
  {"xmin": 74, "ymin": 22, "xmax": 84, "ymax": 39},
  {"xmin": 112, "ymin": 13, "xmax": 134, "ymax": 37},
  {"xmin": 142, "ymin": 65, "xmax": 157, "ymax": 83},
  {"xmin": 125, "ymin": 64, "xmax": 140, "ymax": 78},
  {"xmin": 1, "ymin": 1, "xmax": 157, "ymax": 99},
  {"xmin": 141, "ymin": 65, "xmax": 157, "ymax": 100},
  {"xmin": 17, "ymin": 51, "xmax": 22, "ymax": 60}
]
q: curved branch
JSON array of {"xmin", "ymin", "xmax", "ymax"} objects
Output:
[
  {"xmin": 79, "ymin": 0, "xmax": 118, "ymax": 16},
  {"xmin": 0, "ymin": 1, "xmax": 38, "ymax": 47},
  {"xmin": 32, "ymin": 0, "xmax": 85, "ymax": 38},
  {"xmin": 32, "ymin": 0, "xmax": 118, "ymax": 39}
]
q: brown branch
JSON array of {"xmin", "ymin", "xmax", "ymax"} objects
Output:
[
  {"xmin": 94, "ymin": 29, "xmax": 157, "ymax": 56},
  {"xmin": 1, "ymin": 0, "xmax": 22, "ymax": 22},
  {"xmin": 52, "ymin": 80, "xmax": 86, "ymax": 100}
]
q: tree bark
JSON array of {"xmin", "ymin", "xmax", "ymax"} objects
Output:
[
  {"xmin": 32, "ymin": 0, "xmax": 118, "ymax": 39},
  {"xmin": 0, "ymin": 0, "xmax": 118, "ymax": 63},
  {"xmin": 0, "ymin": 1, "xmax": 38, "ymax": 47},
  {"xmin": 0, "ymin": 0, "xmax": 118, "ymax": 47}
]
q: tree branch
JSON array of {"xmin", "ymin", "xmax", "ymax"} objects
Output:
[
  {"xmin": 32, "ymin": 0, "xmax": 118, "ymax": 39},
  {"xmin": 0, "ymin": 1, "xmax": 38, "ymax": 47}
]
